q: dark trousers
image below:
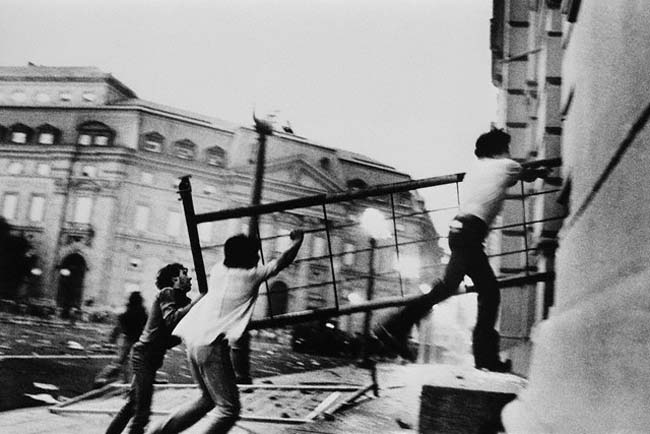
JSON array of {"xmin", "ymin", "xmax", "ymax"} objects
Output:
[
  {"xmin": 149, "ymin": 339, "xmax": 240, "ymax": 434},
  {"xmin": 381, "ymin": 214, "xmax": 502, "ymax": 366},
  {"xmin": 105, "ymin": 344, "xmax": 161, "ymax": 434}
]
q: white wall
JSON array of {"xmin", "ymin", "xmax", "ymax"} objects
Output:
[{"xmin": 503, "ymin": 2, "xmax": 650, "ymax": 432}]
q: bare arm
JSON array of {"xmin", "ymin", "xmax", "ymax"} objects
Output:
[{"xmin": 267, "ymin": 229, "xmax": 304, "ymax": 278}]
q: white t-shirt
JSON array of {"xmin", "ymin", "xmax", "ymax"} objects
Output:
[
  {"xmin": 173, "ymin": 260, "xmax": 280, "ymax": 347},
  {"xmin": 459, "ymin": 157, "xmax": 521, "ymax": 226}
]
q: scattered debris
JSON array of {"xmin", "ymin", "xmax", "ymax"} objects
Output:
[
  {"xmin": 25, "ymin": 393, "xmax": 60, "ymax": 405},
  {"xmin": 33, "ymin": 382, "xmax": 59, "ymax": 391},
  {"xmin": 66, "ymin": 341, "xmax": 84, "ymax": 350}
]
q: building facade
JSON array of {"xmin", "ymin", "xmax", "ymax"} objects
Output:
[
  {"xmin": 0, "ymin": 66, "xmax": 441, "ymax": 334},
  {"xmin": 490, "ymin": 0, "xmax": 566, "ymax": 374},
  {"xmin": 494, "ymin": 1, "xmax": 650, "ymax": 431}
]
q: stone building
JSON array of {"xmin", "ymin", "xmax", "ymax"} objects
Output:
[
  {"xmin": 489, "ymin": 0, "xmax": 566, "ymax": 374},
  {"xmin": 0, "ymin": 65, "xmax": 441, "ymax": 333},
  {"xmin": 492, "ymin": 1, "xmax": 650, "ymax": 432}
]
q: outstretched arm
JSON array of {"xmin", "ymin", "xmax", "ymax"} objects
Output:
[{"xmin": 267, "ymin": 229, "xmax": 304, "ymax": 278}]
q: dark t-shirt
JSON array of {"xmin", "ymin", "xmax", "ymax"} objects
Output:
[
  {"xmin": 118, "ymin": 308, "xmax": 148, "ymax": 342},
  {"xmin": 136, "ymin": 287, "xmax": 192, "ymax": 366}
]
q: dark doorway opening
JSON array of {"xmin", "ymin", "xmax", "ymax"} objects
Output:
[
  {"xmin": 267, "ymin": 281, "xmax": 288, "ymax": 316},
  {"xmin": 56, "ymin": 253, "xmax": 87, "ymax": 318}
]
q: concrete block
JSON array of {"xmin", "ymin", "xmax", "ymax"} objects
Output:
[{"xmin": 418, "ymin": 370, "xmax": 524, "ymax": 433}]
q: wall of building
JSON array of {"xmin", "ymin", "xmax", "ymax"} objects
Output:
[
  {"xmin": 1, "ymin": 69, "xmax": 441, "ymax": 339},
  {"xmin": 503, "ymin": 1, "xmax": 650, "ymax": 432}
]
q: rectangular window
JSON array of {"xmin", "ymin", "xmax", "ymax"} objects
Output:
[
  {"xmin": 312, "ymin": 236, "xmax": 326, "ymax": 257},
  {"xmin": 11, "ymin": 132, "xmax": 27, "ymax": 144},
  {"xmin": 73, "ymin": 196, "xmax": 93, "ymax": 223},
  {"xmin": 166, "ymin": 210, "xmax": 181, "ymax": 237},
  {"xmin": 198, "ymin": 221, "xmax": 213, "ymax": 243},
  {"xmin": 175, "ymin": 147, "xmax": 194, "ymax": 160},
  {"xmin": 343, "ymin": 243, "xmax": 355, "ymax": 266},
  {"xmin": 2, "ymin": 193, "xmax": 18, "ymax": 220},
  {"xmin": 94, "ymin": 135, "xmax": 109, "ymax": 146},
  {"xmin": 78, "ymin": 134, "xmax": 92, "ymax": 146},
  {"xmin": 28, "ymin": 195, "xmax": 45, "ymax": 222},
  {"xmin": 36, "ymin": 164, "xmax": 50, "ymax": 176},
  {"xmin": 140, "ymin": 172, "xmax": 154, "ymax": 184},
  {"xmin": 134, "ymin": 205, "xmax": 150, "ymax": 232},
  {"xmin": 143, "ymin": 140, "xmax": 162, "ymax": 152},
  {"xmin": 38, "ymin": 133, "xmax": 54, "ymax": 145}
]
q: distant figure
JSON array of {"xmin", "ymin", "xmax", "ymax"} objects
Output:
[
  {"xmin": 94, "ymin": 292, "xmax": 148, "ymax": 387},
  {"xmin": 106, "ymin": 264, "xmax": 203, "ymax": 434},
  {"xmin": 148, "ymin": 230, "xmax": 304, "ymax": 434},
  {"xmin": 375, "ymin": 129, "xmax": 548, "ymax": 372}
]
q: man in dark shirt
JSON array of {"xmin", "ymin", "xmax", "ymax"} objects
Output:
[{"xmin": 106, "ymin": 263, "xmax": 203, "ymax": 434}]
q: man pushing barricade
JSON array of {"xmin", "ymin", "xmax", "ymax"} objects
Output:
[
  {"xmin": 147, "ymin": 228, "xmax": 304, "ymax": 434},
  {"xmin": 374, "ymin": 128, "xmax": 549, "ymax": 372},
  {"xmin": 106, "ymin": 263, "xmax": 203, "ymax": 434}
]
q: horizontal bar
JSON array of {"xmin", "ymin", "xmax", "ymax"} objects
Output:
[
  {"xmin": 249, "ymin": 271, "xmax": 554, "ymax": 329},
  {"xmin": 196, "ymin": 174, "xmax": 464, "ymax": 223}
]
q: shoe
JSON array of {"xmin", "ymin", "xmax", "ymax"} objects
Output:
[{"xmin": 373, "ymin": 325, "xmax": 416, "ymax": 362}]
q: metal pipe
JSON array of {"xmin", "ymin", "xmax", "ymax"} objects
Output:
[
  {"xmin": 178, "ymin": 176, "xmax": 208, "ymax": 294},
  {"xmin": 248, "ymin": 271, "xmax": 555, "ymax": 329},
  {"xmin": 195, "ymin": 158, "xmax": 561, "ymax": 224}
]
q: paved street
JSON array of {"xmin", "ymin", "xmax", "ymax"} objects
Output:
[
  {"xmin": 0, "ymin": 312, "xmax": 353, "ymax": 412},
  {"xmin": 0, "ymin": 362, "xmax": 527, "ymax": 433}
]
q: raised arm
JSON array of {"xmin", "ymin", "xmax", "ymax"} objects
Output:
[{"xmin": 267, "ymin": 229, "xmax": 304, "ymax": 278}]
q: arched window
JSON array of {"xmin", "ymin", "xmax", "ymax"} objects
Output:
[
  {"xmin": 141, "ymin": 132, "xmax": 164, "ymax": 153},
  {"xmin": 173, "ymin": 139, "xmax": 196, "ymax": 160},
  {"xmin": 76, "ymin": 121, "xmax": 114, "ymax": 146},
  {"xmin": 9, "ymin": 123, "xmax": 33, "ymax": 144},
  {"xmin": 36, "ymin": 124, "xmax": 61, "ymax": 145},
  {"xmin": 206, "ymin": 146, "xmax": 226, "ymax": 167},
  {"xmin": 346, "ymin": 178, "xmax": 368, "ymax": 190}
]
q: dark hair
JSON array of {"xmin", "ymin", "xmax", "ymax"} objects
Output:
[
  {"xmin": 475, "ymin": 129, "xmax": 511, "ymax": 158},
  {"xmin": 224, "ymin": 234, "xmax": 259, "ymax": 269},
  {"xmin": 127, "ymin": 291, "xmax": 144, "ymax": 307},
  {"xmin": 155, "ymin": 263, "xmax": 186, "ymax": 289}
]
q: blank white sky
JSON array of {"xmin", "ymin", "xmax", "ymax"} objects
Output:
[{"xmin": 0, "ymin": 0, "xmax": 496, "ymax": 205}]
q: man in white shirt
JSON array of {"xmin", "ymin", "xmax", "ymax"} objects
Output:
[
  {"xmin": 375, "ymin": 129, "xmax": 547, "ymax": 371},
  {"xmin": 148, "ymin": 229, "xmax": 304, "ymax": 434}
]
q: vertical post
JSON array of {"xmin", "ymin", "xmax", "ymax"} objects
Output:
[
  {"xmin": 361, "ymin": 237, "xmax": 376, "ymax": 359},
  {"xmin": 248, "ymin": 115, "xmax": 272, "ymax": 236},
  {"xmin": 178, "ymin": 176, "xmax": 208, "ymax": 295},
  {"xmin": 520, "ymin": 181, "xmax": 530, "ymax": 275},
  {"xmin": 389, "ymin": 194, "xmax": 404, "ymax": 297},
  {"xmin": 51, "ymin": 142, "xmax": 81, "ymax": 316},
  {"xmin": 256, "ymin": 225, "xmax": 273, "ymax": 318},
  {"xmin": 233, "ymin": 114, "xmax": 273, "ymax": 385},
  {"xmin": 322, "ymin": 203, "xmax": 339, "ymax": 311}
]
